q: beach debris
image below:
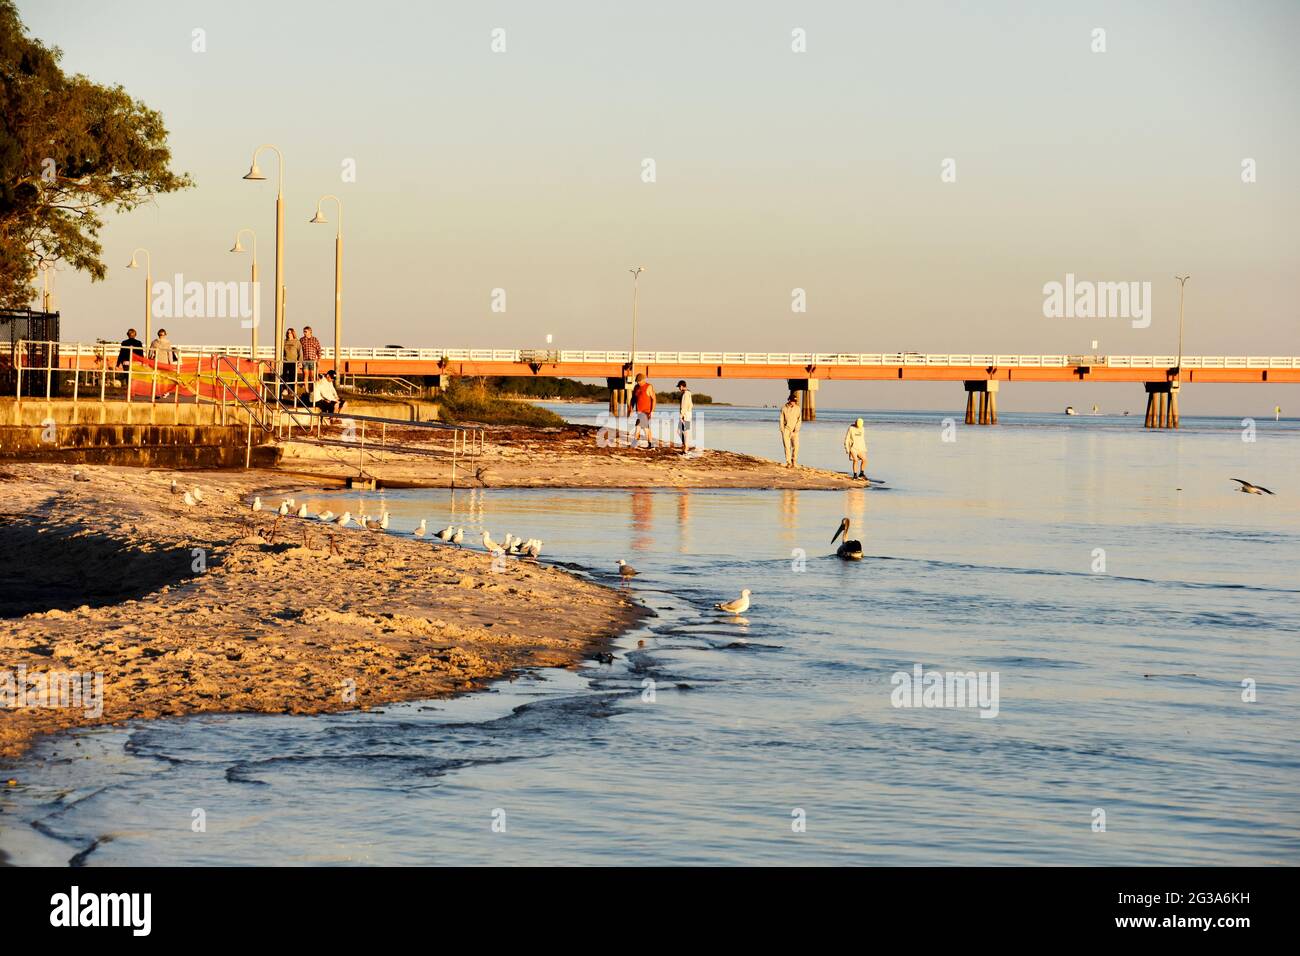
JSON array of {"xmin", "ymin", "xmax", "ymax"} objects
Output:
[
  {"xmin": 715, "ymin": 589, "xmax": 752, "ymax": 615},
  {"xmin": 72, "ymin": 470, "xmax": 91, "ymax": 482},
  {"xmin": 1231, "ymin": 478, "xmax": 1274, "ymax": 495},
  {"xmin": 594, "ymin": 651, "xmax": 615, "ymax": 665},
  {"xmin": 413, "ymin": 519, "xmax": 427, "ymax": 537},
  {"xmin": 328, "ymin": 533, "xmax": 341, "ymax": 556},
  {"xmin": 251, "ymin": 496, "xmax": 262, "ymax": 512},
  {"xmin": 617, "ymin": 559, "xmax": 637, "ymax": 578}
]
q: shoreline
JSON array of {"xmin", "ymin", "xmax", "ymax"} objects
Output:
[{"xmin": 0, "ymin": 464, "xmax": 645, "ymax": 764}]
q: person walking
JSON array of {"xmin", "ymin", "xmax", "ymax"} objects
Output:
[
  {"xmin": 147, "ymin": 328, "xmax": 177, "ymax": 364},
  {"xmin": 844, "ymin": 417, "xmax": 868, "ymax": 479},
  {"xmin": 282, "ymin": 328, "xmax": 301, "ymax": 388},
  {"xmin": 779, "ymin": 392, "xmax": 802, "ymax": 467},
  {"xmin": 676, "ymin": 380, "xmax": 694, "ymax": 454},
  {"xmin": 631, "ymin": 373, "xmax": 658, "ymax": 448},
  {"xmin": 116, "ymin": 328, "xmax": 144, "ymax": 369},
  {"xmin": 299, "ymin": 326, "xmax": 321, "ymax": 383}
]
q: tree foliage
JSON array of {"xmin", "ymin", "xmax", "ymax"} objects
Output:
[{"xmin": 0, "ymin": 0, "xmax": 192, "ymax": 307}]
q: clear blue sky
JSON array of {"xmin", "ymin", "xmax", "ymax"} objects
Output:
[{"xmin": 22, "ymin": 0, "xmax": 1300, "ymax": 412}]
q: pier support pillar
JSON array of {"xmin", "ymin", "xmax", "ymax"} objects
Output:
[
  {"xmin": 607, "ymin": 377, "xmax": 631, "ymax": 418},
  {"xmin": 963, "ymin": 380, "xmax": 999, "ymax": 425},
  {"xmin": 786, "ymin": 378, "xmax": 818, "ymax": 421},
  {"xmin": 1143, "ymin": 381, "xmax": 1179, "ymax": 429}
]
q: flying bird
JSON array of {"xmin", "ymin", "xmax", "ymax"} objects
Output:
[
  {"xmin": 1231, "ymin": 478, "xmax": 1274, "ymax": 495},
  {"xmin": 617, "ymin": 559, "xmax": 637, "ymax": 578},
  {"xmin": 831, "ymin": 517, "xmax": 864, "ymax": 560},
  {"xmin": 715, "ymin": 589, "xmax": 752, "ymax": 615}
]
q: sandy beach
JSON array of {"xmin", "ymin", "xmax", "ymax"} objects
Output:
[{"xmin": 0, "ymin": 462, "xmax": 645, "ymax": 762}]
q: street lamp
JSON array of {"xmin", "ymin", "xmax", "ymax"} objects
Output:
[
  {"xmin": 309, "ymin": 195, "xmax": 343, "ymax": 377},
  {"xmin": 126, "ymin": 248, "xmax": 152, "ymax": 342},
  {"xmin": 36, "ymin": 261, "xmax": 56, "ymax": 313},
  {"xmin": 628, "ymin": 266, "xmax": 645, "ymax": 379},
  {"xmin": 230, "ymin": 228, "xmax": 259, "ymax": 359},
  {"xmin": 242, "ymin": 145, "xmax": 285, "ymax": 377},
  {"xmin": 1175, "ymin": 274, "xmax": 1190, "ymax": 370}
]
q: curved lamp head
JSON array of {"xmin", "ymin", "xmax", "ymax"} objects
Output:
[
  {"xmin": 230, "ymin": 238, "xmax": 245, "ymax": 254},
  {"xmin": 126, "ymin": 254, "xmax": 140, "ymax": 269},
  {"xmin": 243, "ymin": 163, "xmax": 266, "ymax": 181},
  {"xmin": 309, "ymin": 209, "xmax": 328, "ymax": 225}
]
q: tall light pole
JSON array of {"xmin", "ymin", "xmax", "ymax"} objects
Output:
[
  {"xmin": 126, "ymin": 248, "xmax": 152, "ymax": 342},
  {"xmin": 628, "ymin": 266, "xmax": 645, "ymax": 380},
  {"xmin": 309, "ymin": 195, "xmax": 343, "ymax": 378},
  {"xmin": 231, "ymin": 229, "xmax": 259, "ymax": 359},
  {"xmin": 36, "ymin": 261, "xmax": 56, "ymax": 313},
  {"xmin": 1175, "ymin": 274, "xmax": 1190, "ymax": 370},
  {"xmin": 243, "ymin": 145, "xmax": 285, "ymax": 377}
]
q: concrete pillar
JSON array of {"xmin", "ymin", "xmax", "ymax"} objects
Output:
[
  {"xmin": 963, "ymin": 380, "xmax": 999, "ymax": 425},
  {"xmin": 1143, "ymin": 381, "xmax": 1179, "ymax": 429},
  {"xmin": 786, "ymin": 378, "xmax": 817, "ymax": 422}
]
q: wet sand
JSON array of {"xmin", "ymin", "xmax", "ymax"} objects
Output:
[{"xmin": 0, "ymin": 463, "xmax": 642, "ymax": 762}]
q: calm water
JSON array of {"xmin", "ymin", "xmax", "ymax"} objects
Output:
[{"xmin": 3, "ymin": 405, "xmax": 1298, "ymax": 865}]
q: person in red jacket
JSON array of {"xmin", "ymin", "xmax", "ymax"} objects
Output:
[{"xmin": 631, "ymin": 373, "xmax": 658, "ymax": 448}]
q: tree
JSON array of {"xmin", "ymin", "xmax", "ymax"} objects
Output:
[{"xmin": 0, "ymin": 0, "xmax": 192, "ymax": 308}]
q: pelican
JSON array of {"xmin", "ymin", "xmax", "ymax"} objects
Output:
[
  {"xmin": 413, "ymin": 519, "xmax": 427, "ymax": 537},
  {"xmin": 451, "ymin": 528, "xmax": 465, "ymax": 547},
  {"xmin": 335, "ymin": 510, "xmax": 352, "ymax": 527},
  {"xmin": 296, "ymin": 503, "xmax": 309, "ymax": 518},
  {"xmin": 831, "ymin": 517, "xmax": 864, "ymax": 560},
  {"xmin": 1231, "ymin": 478, "xmax": 1274, "ymax": 496},
  {"xmin": 715, "ymin": 589, "xmax": 751, "ymax": 614},
  {"xmin": 316, "ymin": 510, "xmax": 336, "ymax": 522},
  {"xmin": 482, "ymin": 530, "xmax": 504, "ymax": 553},
  {"xmin": 617, "ymin": 559, "xmax": 637, "ymax": 578},
  {"xmin": 435, "ymin": 525, "xmax": 455, "ymax": 542},
  {"xmin": 251, "ymin": 496, "xmax": 262, "ymax": 513}
]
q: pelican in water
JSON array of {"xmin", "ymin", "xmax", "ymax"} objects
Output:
[
  {"xmin": 251, "ymin": 496, "xmax": 262, "ymax": 513},
  {"xmin": 831, "ymin": 517, "xmax": 864, "ymax": 560},
  {"xmin": 435, "ymin": 525, "xmax": 455, "ymax": 543},
  {"xmin": 617, "ymin": 559, "xmax": 637, "ymax": 578},
  {"xmin": 1231, "ymin": 478, "xmax": 1274, "ymax": 496},
  {"xmin": 715, "ymin": 589, "xmax": 751, "ymax": 614},
  {"xmin": 413, "ymin": 519, "xmax": 427, "ymax": 537},
  {"xmin": 451, "ymin": 528, "xmax": 465, "ymax": 547}
]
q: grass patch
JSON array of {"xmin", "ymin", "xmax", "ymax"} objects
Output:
[{"xmin": 439, "ymin": 380, "xmax": 566, "ymax": 427}]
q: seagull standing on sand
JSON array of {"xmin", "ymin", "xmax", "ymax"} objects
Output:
[
  {"xmin": 335, "ymin": 510, "xmax": 352, "ymax": 527},
  {"xmin": 524, "ymin": 540, "xmax": 542, "ymax": 559},
  {"xmin": 481, "ymin": 530, "xmax": 504, "ymax": 554},
  {"xmin": 414, "ymin": 519, "xmax": 427, "ymax": 537},
  {"xmin": 831, "ymin": 517, "xmax": 864, "ymax": 561},
  {"xmin": 170, "ymin": 479, "xmax": 179, "ymax": 495},
  {"xmin": 278, "ymin": 501, "xmax": 290, "ymax": 516},
  {"xmin": 715, "ymin": 589, "xmax": 751, "ymax": 614},
  {"xmin": 182, "ymin": 491, "xmax": 197, "ymax": 507},
  {"xmin": 435, "ymin": 525, "xmax": 455, "ymax": 542},
  {"xmin": 617, "ymin": 559, "xmax": 637, "ymax": 578},
  {"xmin": 191, "ymin": 487, "xmax": 204, "ymax": 503},
  {"xmin": 316, "ymin": 510, "xmax": 335, "ymax": 522},
  {"xmin": 251, "ymin": 496, "xmax": 262, "ymax": 513},
  {"xmin": 296, "ymin": 503, "xmax": 309, "ymax": 519},
  {"xmin": 1231, "ymin": 478, "xmax": 1275, "ymax": 495},
  {"xmin": 451, "ymin": 528, "xmax": 465, "ymax": 547}
]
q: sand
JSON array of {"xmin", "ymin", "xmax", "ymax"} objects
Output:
[{"xmin": 0, "ymin": 463, "xmax": 642, "ymax": 762}]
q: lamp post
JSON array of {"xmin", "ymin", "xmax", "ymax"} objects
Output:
[
  {"xmin": 230, "ymin": 229, "xmax": 259, "ymax": 359},
  {"xmin": 1175, "ymin": 274, "xmax": 1190, "ymax": 370},
  {"xmin": 37, "ymin": 261, "xmax": 55, "ymax": 313},
  {"xmin": 628, "ymin": 266, "xmax": 645, "ymax": 379},
  {"xmin": 242, "ymin": 145, "xmax": 285, "ymax": 378},
  {"xmin": 309, "ymin": 195, "xmax": 343, "ymax": 378},
  {"xmin": 126, "ymin": 248, "xmax": 152, "ymax": 342}
]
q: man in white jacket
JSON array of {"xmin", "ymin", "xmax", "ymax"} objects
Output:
[
  {"xmin": 676, "ymin": 380, "xmax": 694, "ymax": 454},
  {"xmin": 779, "ymin": 393, "xmax": 802, "ymax": 467},
  {"xmin": 311, "ymin": 369, "xmax": 346, "ymax": 422},
  {"xmin": 844, "ymin": 417, "xmax": 868, "ymax": 480}
]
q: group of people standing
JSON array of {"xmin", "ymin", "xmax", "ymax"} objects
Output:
[
  {"xmin": 778, "ymin": 391, "xmax": 869, "ymax": 479},
  {"xmin": 626, "ymin": 373, "xmax": 693, "ymax": 454}
]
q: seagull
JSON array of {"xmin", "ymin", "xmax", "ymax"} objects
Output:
[
  {"xmin": 1231, "ymin": 478, "xmax": 1274, "ymax": 495},
  {"xmin": 617, "ymin": 559, "xmax": 637, "ymax": 578},
  {"xmin": 296, "ymin": 503, "xmax": 309, "ymax": 518},
  {"xmin": 278, "ymin": 501, "xmax": 290, "ymax": 516},
  {"xmin": 251, "ymin": 496, "xmax": 263, "ymax": 513},
  {"xmin": 831, "ymin": 517, "xmax": 864, "ymax": 560},
  {"xmin": 191, "ymin": 487, "xmax": 204, "ymax": 503},
  {"xmin": 435, "ymin": 525, "xmax": 455, "ymax": 542},
  {"xmin": 182, "ymin": 491, "xmax": 196, "ymax": 507},
  {"xmin": 524, "ymin": 540, "xmax": 542, "ymax": 559},
  {"xmin": 335, "ymin": 510, "xmax": 352, "ymax": 527},
  {"xmin": 715, "ymin": 589, "xmax": 751, "ymax": 614},
  {"xmin": 316, "ymin": 510, "xmax": 335, "ymax": 522},
  {"xmin": 413, "ymin": 519, "xmax": 427, "ymax": 537},
  {"xmin": 481, "ymin": 530, "xmax": 504, "ymax": 554},
  {"xmin": 365, "ymin": 512, "xmax": 390, "ymax": 531},
  {"xmin": 503, "ymin": 533, "xmax": 517, "ymax": 552},
  {"xmin": 170, "ymin": 479, "xmax": 179, "ymax": 495},
  {"xmin": 451, "ymin": 528, "xmax": 465, "ymax": 547}
]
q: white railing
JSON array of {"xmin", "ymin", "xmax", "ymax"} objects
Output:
[{"xmin": 34, "ymin": 343, "xmax": 1300, "ymax": 370}]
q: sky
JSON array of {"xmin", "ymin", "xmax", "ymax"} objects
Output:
[{"xmin": 19, "ymin": 0, "xmax": 1300, "ymax": 413}]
